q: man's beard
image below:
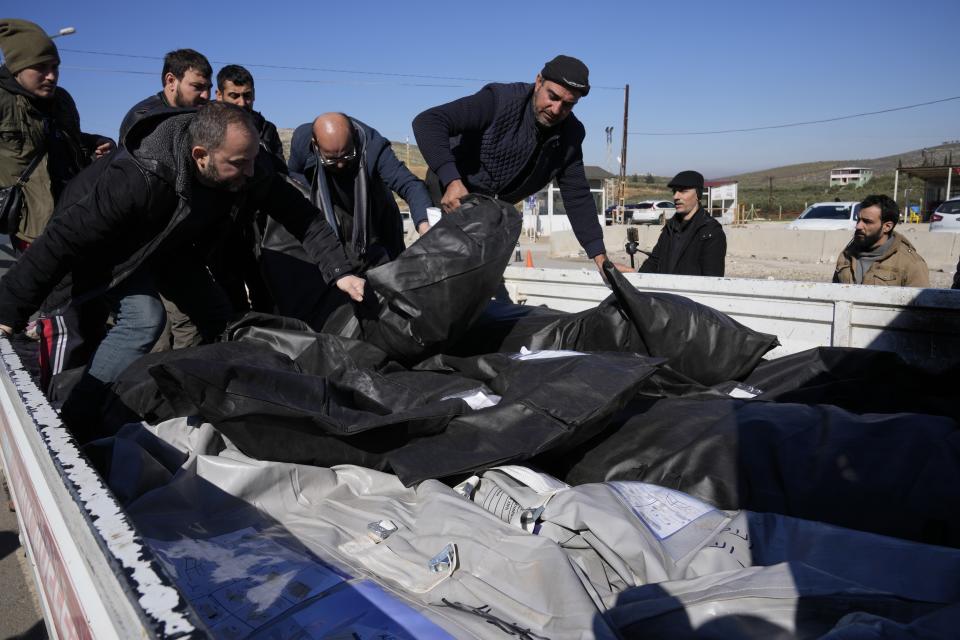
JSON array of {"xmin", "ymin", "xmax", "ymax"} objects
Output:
[
  {"xmin": 197, "ymin": 162, "xmax": 245, "ymax": 192},
  {"xmin": 853, "ymin": 228, "xmax": 883, "ymax": 251},
  {"xmin": 174, "ymin": 84, "xmax": 204, "ymax": 108}
]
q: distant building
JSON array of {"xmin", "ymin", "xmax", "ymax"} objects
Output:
[
  {"xmin": 830, "ymin": 167, "xmax": 873, "ymax": 187},
  {"xmin": 531, "ymin": 165, "xmax": 615, "ymax": 237}
]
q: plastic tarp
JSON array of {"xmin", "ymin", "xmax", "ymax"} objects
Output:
[
  {"xmin": 262, "ymin": 194, "xmax": 521, "ymax": 364},
  {"xmin": 83, "ymin": 191, "xmax": 960, "ymax": 638},
  {"xmin": 451, "ymin": 263, "xmax": 779, "ymax": 386},
  {"xmin": 90, "ymin": 420, "xmax": 960, "ymax": 640},
  {"xmin": 543, "ymin": 395, "xmax": 960, "ymax": 547},
  {"xmin": 740, "ymin": 346, "xmax": 959, "ymax": 421},
  {"xmin": 106, "ymin": 335, "xmax": 664, "ymax": 485}
]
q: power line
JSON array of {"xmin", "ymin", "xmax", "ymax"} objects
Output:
[
  {"xmin": 629, "ymin": 95, "xmax": 960, "ymax": 136},
  {"xmin": 60, "ymin": 66, "xmax": 466, "ymax": 88},
  {"xmin": 59, "ymin": 47, "xmax": 622, "ymax": 90}
]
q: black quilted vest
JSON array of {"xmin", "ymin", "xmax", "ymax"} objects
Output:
[{"xmin": 452, "ymin": 82, "xmax": 580, "ymax": 200}]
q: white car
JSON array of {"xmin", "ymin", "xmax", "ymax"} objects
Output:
[
  {"xmin": 929, "ymin": 198, "xmax": 960, "ymax": 232},
  {"xmin": 629, "ymin": 200, "xmax": 676, "ymax": 225},
  {"xmin": 787, "ymin": 201, "xmax": 861, "ymax": 231}
]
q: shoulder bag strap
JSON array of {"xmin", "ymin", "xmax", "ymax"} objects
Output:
[{"xmin": 13, "ymin": 118, "xmax": 51, "ymax": 187}]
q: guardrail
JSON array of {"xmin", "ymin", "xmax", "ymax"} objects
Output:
[{"xmin": 501, "ymin": 266, "xmax": 960, "ymax": 368}]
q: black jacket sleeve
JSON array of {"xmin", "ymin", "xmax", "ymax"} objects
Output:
[
  {"xmin": 369, "ymin": 131, "xmax": 432, "ymax": 228},
  {"xmin": 412, "ymin": 86, "xmax": 496, "ymax": 188},
  {"xmin": 255, "ymin": 171, "xmax": 355, "ymax": 284},
  {"xmin": 260, "ymin": 120, "xmax": 285, "ymax": 166},
  {"xmin": 79, "ymin": 132, "xmax": 116, "ymax": 163},
  {"xmin": 0, "ymin": 157, "xmax": 156, "ymax": 329},
  {"xmin": 699, "ymin": 225, "xmax": 727, "ymax": 277}
]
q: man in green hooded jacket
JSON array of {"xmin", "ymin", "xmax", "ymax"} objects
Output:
[{"xmin": 0, "ymin": 18, "xmax": 113, "ymax": 250}]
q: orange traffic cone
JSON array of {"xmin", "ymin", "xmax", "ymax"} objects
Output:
[{"xmin": 525, "ymin": 249, "xmax": 534, "ymax": 268}]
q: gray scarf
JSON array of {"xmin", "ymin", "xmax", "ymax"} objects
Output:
[
  {"xmin": 852, "ymin": 235, "xmax": 893, "ymax": 284},
  {"xmin": 310, "ymin": 122, "xmax": 369, "ymax": 259}
]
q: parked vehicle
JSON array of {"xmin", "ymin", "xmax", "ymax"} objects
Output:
[
  {"xmin": 787, "ymin": 201, "xmax": 860, "ymax": 231},
  {"xmin": 629, "ymin": 200, "xmax": 675, "ymax": 225},
  {"xmin": 929, "ymin": 198, "xmax": 960, "ymax": 232},
  {"xmin": 605, "ymin": 201, "xmax": 674, "ymax": 225}
]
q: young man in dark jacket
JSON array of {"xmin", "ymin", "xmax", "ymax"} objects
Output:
[
  {"xmin": 0, "ymin": 103, "xmax": 364, "ymax": 433},
  {"xmin": 0, "ymin": 18, "xmax": 114, "ymax": 249},
  {"xmin": 118, "ymin": 48, "xmax": 212, "ymax": 146},
  {"xmin": 639, "ymin": 170, "xmax": 726, "ymax": 277},
  {"xmin": 215, "ymin": 64, "xmax": 284, "ymax": 165},
  {"xmin": 412, "ymin": 55, "xmax": 628, "ymax": 275}
]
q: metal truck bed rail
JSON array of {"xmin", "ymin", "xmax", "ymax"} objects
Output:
[{"xmin": 0, "ymin": 339, "xmax": 204, "ymax": 639}]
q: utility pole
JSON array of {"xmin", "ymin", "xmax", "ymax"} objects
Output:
[
  {"xmin": 617, "ymin": 84, "xmax": 630, "ymax": 225},
  {"xmin": 405, "ymin": 136, "xmax": 410, "ymax": 165},
  {"xmin": 604, "ymin": 126, "xmax": 614, "ymax": 172}
]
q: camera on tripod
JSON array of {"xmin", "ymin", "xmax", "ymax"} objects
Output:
[{"xmin": 625, "ymin": 226, "xmax": 639, "ymax": 268}]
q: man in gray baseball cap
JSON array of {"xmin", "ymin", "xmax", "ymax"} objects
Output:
[{"xmin": 639, "ymin": 170, "xmax": 726, "ymax": 276}]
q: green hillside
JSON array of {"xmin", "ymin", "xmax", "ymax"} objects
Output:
[{"xmin": 719, "ymin": 142, "xmax": 960, "ymax": 188}]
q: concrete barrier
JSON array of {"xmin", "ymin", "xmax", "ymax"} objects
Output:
[{"xmin": 551, "ymin": 225, "xmax": 960, "ymax": 269}]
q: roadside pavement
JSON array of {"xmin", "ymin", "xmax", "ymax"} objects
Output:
[{"xmin": 0, "ymin": 469, "xmax": 47, "ymax": 639}]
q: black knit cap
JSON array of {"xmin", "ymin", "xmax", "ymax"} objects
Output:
[
  {"xmin": 668, "ymin": 170, "xmax": 704, "ymax": 192},
  {"xmin": 540, "ymin": 55, "xmax": 590, "ymax": 97}
]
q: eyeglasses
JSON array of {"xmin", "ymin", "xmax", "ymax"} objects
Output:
[{"xmin": 316, "ymin": 148, "xmax": 357, "ymax": 166}]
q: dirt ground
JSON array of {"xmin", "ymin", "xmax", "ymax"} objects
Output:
[{"xmin": 719, "ymin": 255, "xmax": 954, "ymax": 288}]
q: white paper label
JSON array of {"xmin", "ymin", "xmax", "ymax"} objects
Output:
[
  {"xmin": 440, "ymin": 388, "xmax": 501, "ymax": 410},
  {"xmin": 493, "ymin": 465, "xmax": 570, "ymax": 494},
  {"xmin": 513, "ymin": 346, "xmax": 587, "ymax": 361},
  {"xmin": 728, "ymin": 383, "xmax": 762, "ymax": 399},
  {"xmin": 609, "ymin": 482, "xmax": 715, "ymax": 539}
]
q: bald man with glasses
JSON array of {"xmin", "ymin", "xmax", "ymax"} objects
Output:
[{"xmin": 288, "ymin": 113, "xmax": 433, "ymax": 260}]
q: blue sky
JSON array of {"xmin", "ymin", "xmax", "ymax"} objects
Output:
[{"xmin": 6, "ymin": 0, "xmax": 959, "ymax": 177}]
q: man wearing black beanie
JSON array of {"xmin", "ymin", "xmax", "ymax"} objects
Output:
[
  {"xmin": 0, "ymin": 18, "xmax": 114, "ymax": 250},
  {"xmin": 413, "ymin": 55, "xmax": 629, "ymax": 274}
]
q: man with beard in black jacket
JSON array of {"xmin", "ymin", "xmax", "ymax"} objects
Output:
[
  {"xmin": 639, "ymin": 170, "xmax": 726, "ymax": 277},
  {"xmin": 118, "ymin": 48, "xmax": 212, "ymax": 146},
  {"xmin": 0, "ymin": 102, "xmax": 364, "ymax": 436}
]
